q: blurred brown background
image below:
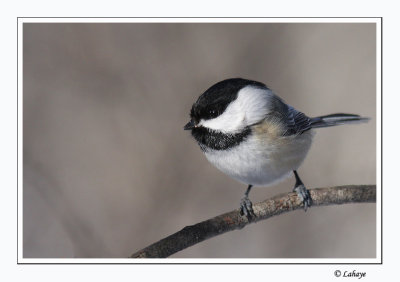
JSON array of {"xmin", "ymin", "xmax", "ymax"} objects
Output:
[{"xmin": 23, "ymin": 22, "xmax": 376, "ymax": 258}]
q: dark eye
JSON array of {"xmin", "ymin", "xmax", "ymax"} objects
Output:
[{"xmin": 207, "ymin": 109, "xmax": 219, "ymax": 118}]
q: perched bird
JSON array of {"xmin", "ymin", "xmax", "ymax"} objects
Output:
[{"xmin": 184, "ymin": 78, "xmax": 369, "ymax": 218}]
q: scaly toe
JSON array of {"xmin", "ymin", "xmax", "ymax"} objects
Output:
[
  {"xmin": 293, "ymin": 184, "xmax": 312, "ymax": 211},
  {"xmin": 240, "ymin": 197, "xmax": 255, "ymax": 220}
]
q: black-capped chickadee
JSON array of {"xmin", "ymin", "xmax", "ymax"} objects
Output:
[{"xmin": 184, "ymin": 78, "xmax": 369, "ymax": 218}]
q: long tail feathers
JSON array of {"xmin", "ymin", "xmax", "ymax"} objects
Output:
[{"xmin": 310, "ymin": 113, "xmax": 370, "ymax": 128}]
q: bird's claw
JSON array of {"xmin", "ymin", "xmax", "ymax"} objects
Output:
[
  {"xmin": 293, "ymin": 184, "xmax": 312, "ymax": 211},
  {"xmin": 240, "ymin": 196, "xmax": 256, "ymax": 220}
]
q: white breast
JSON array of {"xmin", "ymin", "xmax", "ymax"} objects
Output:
[{"xmin": 203, "ymin": 130, "xmax": 314, "ymax": 186}]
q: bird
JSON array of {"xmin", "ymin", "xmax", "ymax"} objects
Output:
[{"xmin": 184, "ymin": 78, "xmax": 369, "ymax": 219}]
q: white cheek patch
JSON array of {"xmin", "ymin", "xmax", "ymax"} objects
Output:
[
  {"xmin": 199, "ymin": 86, "xmax": 270, "ymax": 133},
  {"xmin": 198, "ymin": 105, "xmax": 246, "ymax": 133}
]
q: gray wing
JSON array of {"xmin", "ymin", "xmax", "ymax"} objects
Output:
[
  {"xmin": 283, "ymin": 106, "xmax": 312, "ymax": 136},
  {"xmin": 266, "ymin": 94, "xmax": 312, "ymax": 136}
]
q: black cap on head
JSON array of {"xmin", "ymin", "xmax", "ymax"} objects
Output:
[{"xmin": 189, "ymin": 78, "xmax": 267, "ymax": 124}]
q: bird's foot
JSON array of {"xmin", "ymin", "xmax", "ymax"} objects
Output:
[
  {"xmin": 240, "ymin": 196, "xmax": 256, "ymax": 220},
  {"xmin": 293, "ymin": 184, "xmax": 312, "ymax": 211}
]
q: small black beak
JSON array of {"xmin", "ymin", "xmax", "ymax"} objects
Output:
[{"xmin": 184, "ymin": 119, "xmax": 196, "ymax": 130}]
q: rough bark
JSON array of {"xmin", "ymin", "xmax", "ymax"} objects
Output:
[{"xmin": 130, "ymin": 185, "xmax": 376, "ymax": 258}]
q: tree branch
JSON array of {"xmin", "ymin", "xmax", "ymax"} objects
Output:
[{"xmin": 130, "ymin": 185, "xmax": 376, "ymax": 258}]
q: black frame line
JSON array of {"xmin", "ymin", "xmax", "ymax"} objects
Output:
[{"xmin": 16, "ymin": 16, "xmax": 383, "ymax": 265}]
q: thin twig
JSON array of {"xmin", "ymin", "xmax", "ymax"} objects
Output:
[{"xmin": 130, "ymin": 185, "xmax": 376, "ymax": 258}]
